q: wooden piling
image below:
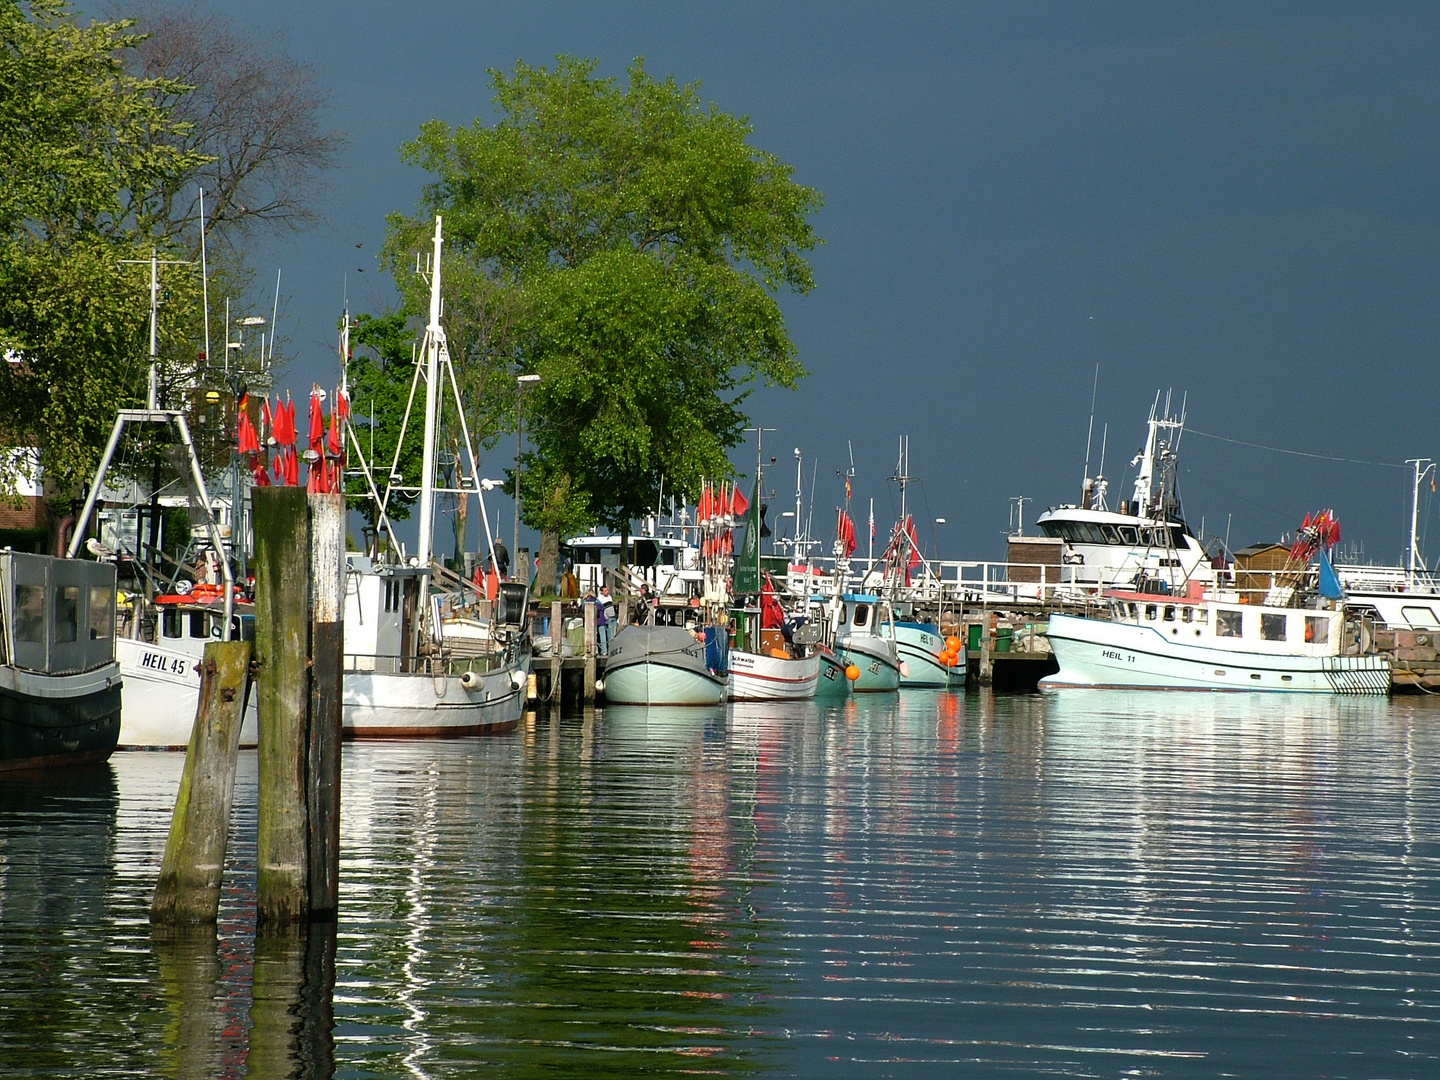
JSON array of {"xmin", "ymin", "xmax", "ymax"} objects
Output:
[
  {"xmin": 151, "ymin": 639, "xmax": 252, "ymax": 925},
  {"xmin": 253, "ymin": 485, "xmax": 311, "ymax": 927},
  {"xmin": 583, "ymin": 598, "xmax": 597, "ymax": 704},
  {"xmin": 550, "ymin": 600, "xmax": 562, "ymax": 709},
  {"xmin": 307, "ymin": 493, "xmax": 344, "ymax": 921}
]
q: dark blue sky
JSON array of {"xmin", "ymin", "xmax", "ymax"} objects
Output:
[{"xmin": 142, "ymin": 2, "xmax": 1440, "ymax": 564}]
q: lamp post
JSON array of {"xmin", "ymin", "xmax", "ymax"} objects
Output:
[{"xmin": 513, "ymin": 374, "xmax": 541, "ymax": 570}]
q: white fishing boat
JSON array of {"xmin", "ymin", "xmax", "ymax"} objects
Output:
[
  {"xmin": 603, "ymin": 624, "xmax": 728, "ymax": 705},
  {"xmin": 0, "ymin": 551, "xmax": 122, "ymax": 770},
  {"xmin": 1030, "ymin": 392, "xmax": 1213, "ymax": 598},
  {"xmin": 66, "ymin": 249, "xmax": 249, "ymax": 750},
  {"xmin": 113, "ymin": 594, "xmax": 259, "ymax": 748},
  {"xmin": 340, "ymin": 217, "xmax": 530, "ymax": 738},
  {"xmin": 725, "ymin": 438, "xmax": 822, "ymax": 702},
  {"xmin": 1041, "ymin": 581, "xmax": 1390, "ymax": 695},
  {"xmin": 727, "ymin": 646, "xmax": 821, "ymax": 701}
]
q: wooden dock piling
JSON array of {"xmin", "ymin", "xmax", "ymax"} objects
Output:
[
  {"xmin": 253, "ymin": 486, "xmax": 311, "ymax": 926},
  {"xmin": 151, "ymin": 639, "xmax": 252, "ymax": 926},
  {"xmin": 550, "ymin": 600, "xmax": 562, "ymax": 710},
  {"xmin": 306, "ymin": 492, "xmax": 344, "ymax": 921},
  {"xmin": 583, "ymin": 599, "xmax": 597, "ymax": 704}
]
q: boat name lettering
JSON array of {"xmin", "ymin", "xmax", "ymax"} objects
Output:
[
  {"xmin": 1102, "ymin": 649, "xmax": 1136, "ymax": 663},
  {"xmin": 140, "ymin": 652, "xmax": 191, "ymax": 676}
]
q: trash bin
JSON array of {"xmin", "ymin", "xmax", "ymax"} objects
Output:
[
  {"xmin": 967, "ymin": 624, "xmax": 981, "ymax": 651},
  {"xmin": 565, "ymin": 617, "xmax": 584, "ymax": 655},
  {"xmin": 995, "ymin": 627, "xmax": 1013, "ymax": 653}
]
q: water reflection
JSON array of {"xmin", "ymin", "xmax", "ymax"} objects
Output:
[{"xmin": 1, "ymin": 692, "xmax": 1439, "ymax": 1077}]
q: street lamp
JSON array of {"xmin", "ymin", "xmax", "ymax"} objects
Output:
[{"xmin": 514, "ymin": 374, "xmax": 541, "ymax": 569}]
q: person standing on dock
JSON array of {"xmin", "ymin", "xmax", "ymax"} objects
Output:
[{"xmin": 596, "ymin": 586, "xmax": 615, "ymax": 654}]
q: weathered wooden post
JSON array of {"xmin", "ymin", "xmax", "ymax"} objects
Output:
[
  {"xmin": 151, "ymin": 639, "xmax": 252, "ymax": 925},
  {"xmin": 549, "ymin": 599, "xmax": 562, "ymax": 709},
  {"xmin": 583, "ymin": 597, "xmax": 597, "ymax": 704},
  {"xmin": 253, "ymin": 485, "xmax": 311, "ymax": 926},
  {"xmin": 307, "ymin": 492, "xmax": 344, "ymax": 921}
]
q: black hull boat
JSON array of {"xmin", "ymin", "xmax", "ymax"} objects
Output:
[{"xmin": 0, "ymin": 552, "xmax": 121, "ymax": 771}]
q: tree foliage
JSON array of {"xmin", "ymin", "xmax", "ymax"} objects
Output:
[
  {"xmin": 0, "ymin": 0, "xmax": 203, "ymax": 501},
  {"xmin": 388, "ymin": 56, "xmax": 821, "ymax": 582}
]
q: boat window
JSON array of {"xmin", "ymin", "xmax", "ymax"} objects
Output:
[
  {"xmin": 853, "ymin": 603, "xmax": 870, "ymax": 629},
  {"xmin": 1197, "ymin": 606, "xmax": 1209, "ymax": 624},
  {"xmin": 1144, "ymin": 603, "xmax": 1157, "ymax": 620},
  {"xmin": 1163, "ymin": 605, "xmax": 1176, "ymax": 621},
  {"xmin": 162, "ymin": 607, "xmax": 183, "ymax": 638},
  {"xmin": 1117, "ymin": 526, "xmax": 1138, "ymax": 544},
  {"xmin": 1401, "ymin": 606, "xmax": 1440, "ymax": 629},
  {"xmin": 89, "ymin": 586, "xmax": 112, "ymax": 640},
  {"xmin": 1085, "ymin": 523, "xmax": 1110, "ymax": 544},
  {"xmin": 1127, "ymin": 602, "xmax": 1138, "ymax": 618},
  {"xmin": 1180, "ymin": 606, "xmax": 1193, "ymax": 623},
  {"xmin": 54, "ymin": 585, "xmax": 79, "ymax": 643},
  {"xmin": 190, "ymin": 610, "xmax": 209, "ymax": 638},
  {"xmin": 1216, "ymin": 609, "xmax": 1243, "ymax": 637},
  {"xmin": 1101, "ymin": 525, "xmax": 1122, "ymax": 543},
  {"xmin": 1304, "ymin": 615, "xmax": 1329, "ymax": 644},
  {"xmin": 1261, "ymin": 613, "xmax": 1286, "ymax": 641},
  {"xmin": 384, "ymin": 579, "xmax": 402, "ymax": 612},
  {"xmin": 14, "ymin": 584, "xmax": 44, "ymax": 642},
  {"xmin": 1137, "ymin": 527, "xmax": 1155, "ymax": 546},
  {"xmin": 1039, "ymin": 522, "xmax": 1062, "ymax": 539}
]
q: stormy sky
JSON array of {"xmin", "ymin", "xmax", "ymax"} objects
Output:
[{"xmin": 135, "ymin": 2, "xmax": 1440, "ymax": 565}]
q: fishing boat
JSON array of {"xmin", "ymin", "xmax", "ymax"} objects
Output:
[
  {"xmin": 0, "ymin": 551, "xmax": 122, "ymax": 769},
  {"xmin": 340, "ymin": 217, "xmax": 530, "ymax": 737},
  {"xmin": 725, "ymin": 439, "xmax": 821, "ymax": 702},
  {"xmin": 113, "ymin": 591, "xmax": 259, "ymax": 748},
  {"xmin": 1041, "ymin": 513, "xmax": 1390, "ymax": 695},
  {"xmin": 1031, "ymin": 392, "xmax": 1213, "ymax": 598},
  {"xmin": 833, "ymin": 593, "xmax": 902, "ymax": 692},
  {"xmin": 602, "ymin": 624, "xmax": 728, "ymax": 705},
  {"xmin": 65, "ymin": 250, "xmax": 250, "ymax": 749},
  {"xmin": 867, "ymin": 440, "xmax": 964, "ymax": 689}
]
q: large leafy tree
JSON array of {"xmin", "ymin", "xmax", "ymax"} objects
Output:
[
  {"xmin": 387, "ymin": 56, "xmax": 821, "ymax": 588},
  {"xmin": 0, "ymin": 0, "xmax": 204, "ymax": 511}
]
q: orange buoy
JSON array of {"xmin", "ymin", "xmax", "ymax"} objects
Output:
[
  {"xmin": 845, "ymin": 664, "xmax": 861, "ymax": 681},
  {"xmin": 945, "ymin": 636, "xmax": 962, "ymax": 653}
]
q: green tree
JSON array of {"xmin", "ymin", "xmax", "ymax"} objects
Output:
[
  {"xmin": 344, "ymin": 311, "xmax": 425, "ymax": 535},
  {"xmin": 387, "ymin": 56, "xmax": 821, "ymax": 589},
  {"xmin": 0, "ymin": 0, "xmax": 205, "ymax": 514}
]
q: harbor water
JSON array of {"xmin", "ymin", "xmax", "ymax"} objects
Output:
[{"xmin": 2, "ymin": 690, "xmax": 1438, "ymax": 1077}]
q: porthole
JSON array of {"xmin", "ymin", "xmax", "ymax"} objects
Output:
[
  {"xmin": 1250, "ymin": 673, "xmax": 1261, "ymax": 680},
  {"xmin": 1281, "ymin": 675, "xmax": 1293, "ymax": 682}
]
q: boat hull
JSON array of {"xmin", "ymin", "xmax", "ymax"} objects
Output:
[
  {"xmin": 814, "ymin": 646, "xmax": 854, "ymax": 699},
  {"xmin": 116, "ymin": 638, "xmax": 259, "ymax": 749},
  {"xmin": 0, "ymin": 665, "xmax": 121, "ymax": 771},
  {"xmin": 343, "ymin": 657, "xmax": 529, "ymax": 738},
  {"xmin": 603, "ymin": 625, "xmax": 726, "ymax": 706},
  {"xmin": 1041, "ymin": 613, "xmax": 1391, "ymax": 695},
  {"xmin": 890, "ymin": 622, "xmax": 964, "ymax": 689},
  {"xmin": 727, "ymin": 650, "xmax": 820, "ymax": 701},
  {"xmin": 838, "ymin": 634, "xmax": 901, "ymax": 693}
]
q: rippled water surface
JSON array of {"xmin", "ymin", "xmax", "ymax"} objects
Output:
[{"xmin": 2, "ymin": 690, "xmax": 1439, "ymax": 1077}]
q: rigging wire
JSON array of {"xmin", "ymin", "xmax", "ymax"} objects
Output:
[{"xmin": 1186, "ymin": 427, "xmax": 1408, "ymax": 469}]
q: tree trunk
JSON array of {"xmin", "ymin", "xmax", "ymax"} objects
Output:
[{"xmin": 536, "ymin": 529, "xmax": 559, "ymax": 600}]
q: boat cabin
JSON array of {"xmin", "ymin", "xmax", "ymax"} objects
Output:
[
  {"xmin": 564, "ymin": 534, "xmax": 700, "ymax": 597},
  {"xmin": 1, "ymin": 551, "xmax": 117, "ymax": 675},
  {"xmin": 1105, "ymin": 589, "xmax": 1344, "ymax": 656}
]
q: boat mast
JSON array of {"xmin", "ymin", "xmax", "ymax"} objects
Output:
[
  {"xmin": 1406, "ymin": 457, "xmax": 1434, "ymax": 586},
  {"xmin": 415, "ymin": 218, "xmax": 444, "ymax": 597}
]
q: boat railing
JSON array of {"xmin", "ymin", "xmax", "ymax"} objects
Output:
[{"xmin": 343, "ymin": 649, "xmax": 513, "ymax": 676}]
